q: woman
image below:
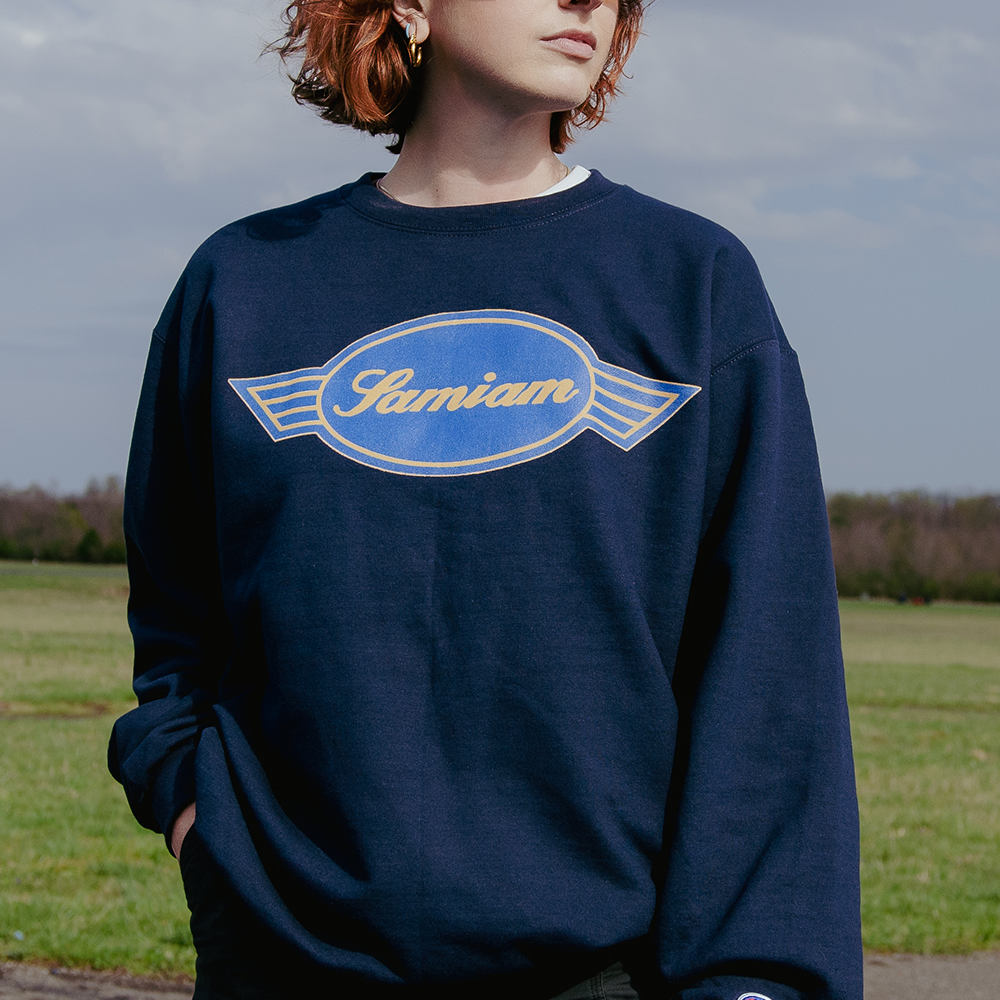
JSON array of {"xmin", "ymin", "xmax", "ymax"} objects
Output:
[{"xmin": 109, "ymin": 1, "xmax": 862, "ymax": 998}]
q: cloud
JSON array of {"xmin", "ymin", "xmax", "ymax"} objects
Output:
[
  {"xmin": 5, "ymin": 1, "xmax": 996, "ymax": 252},
  {"xmin": 0, "ymin": 0, "xmax": 390, "ymax": 490},
  {"xmin": 2, "ymin": 2, "xmax": 302, "ymax": 182},
  {"xmin": 576, "ymin": 5, "xmax": 1000, "ymax": 249},
  {"xmin": 0, "ymin": 1, "xmax": 384, "ymax": 315},
  {"xmin": 626, "ymin": 12, "xmax": 996, "ymax": 160},
  {"xmin": 0, "ymin": 0, "xmax": 998, "ymax": 491}
]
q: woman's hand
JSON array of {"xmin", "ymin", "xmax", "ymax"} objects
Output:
[{"xmin": 170, "ymin": 801, "xmax": 197, "ymax": 859}]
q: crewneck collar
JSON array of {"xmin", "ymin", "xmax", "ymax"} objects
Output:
[{"xmin": 344, "ymin": 170, "xmax": 618, "ymax": 234}]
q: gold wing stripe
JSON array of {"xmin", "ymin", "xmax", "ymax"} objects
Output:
[
  {"xmin": 594, "ymin": 368, "xmax": 679, "ymax": 399},
  {"xmin": 593, "ymin": 386, "xmax": 661, "ymax": 415},
  {"xmin": 590, "ymin": 400, "xmax": 641, "ymax": 428}
]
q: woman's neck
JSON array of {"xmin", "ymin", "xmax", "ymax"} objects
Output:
[{"xmin": 377, "ymin": 77, "xmax": 569, "ymax": 207}]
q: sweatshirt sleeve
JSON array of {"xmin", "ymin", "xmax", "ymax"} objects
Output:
[
  {"xmin": 653, "ymin": 254, "xmax": 862, "ymax": 1000},
  {"xmin": 108, "ymin": 263, "xmax": 229, "ymax": 842}
]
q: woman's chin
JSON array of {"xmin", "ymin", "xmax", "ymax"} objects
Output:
[{"xmin": 502, "ymin": 78, "xmax": 594, "ymax": 116}]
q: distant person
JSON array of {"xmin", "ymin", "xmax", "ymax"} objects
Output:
[{"xmin": 109, "ymin": 1, "xmax": 861, "ymax": 998}]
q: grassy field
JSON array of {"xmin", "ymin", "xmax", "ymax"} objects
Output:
[
  {"xmin": 0, "ymin": 564, "xmax": 998, "ymax": 974},
  {"xmin": 843, "ymin": 600, "xmax": 1000, "ymax": 954},
  {"xmin": 0, "ymin": 563, "xmax": 194, "ymax": 974}
]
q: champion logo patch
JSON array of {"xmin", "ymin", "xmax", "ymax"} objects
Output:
[
  {"xmin": 229, "ymin": 309, "xmax": 700, "ymax": 477},
  {"xmin": 737, "ymin": 993, "xmax": 775, "ymax": 1000}
]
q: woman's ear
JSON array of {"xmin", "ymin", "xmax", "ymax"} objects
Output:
[{"xmin": 391, "ymin": 0, "xmax": 430, "ymax": 43}]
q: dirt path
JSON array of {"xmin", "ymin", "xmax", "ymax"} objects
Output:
[
  {"xmin": 0, "ymin": 964, "xmax": 193, "ymax": 1000},
  {"xmin": 2, "ymin": 954, "xmax": 998, "ymax": 999},
  {"xmin": 864, "ymin": 952, "xmax": 1000, "ymax": 999}
]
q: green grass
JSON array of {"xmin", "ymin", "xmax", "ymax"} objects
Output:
[
  {"xmin": 1, "ymin": 564, "xmax": 997, "ymax": 973},
  {"xmin": 0, "ymin": 716, "xmax": 195, "ymax": 973},
  {"xmin": 0, "ymin": 562, "xmax": 194, "ymax": 974},
  {"xmin": 842, "ymin": 599, "xmax": 1000, "ymax": 953},
  {"xmin": 0, "ymin": 561, "xmax": 133, "ymax": 711}
]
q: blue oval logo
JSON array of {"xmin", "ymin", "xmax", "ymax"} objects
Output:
[{"xmin": 230, "ymin": 310, "xmax": 700, "ymax": 476}]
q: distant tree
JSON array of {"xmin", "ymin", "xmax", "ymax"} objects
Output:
[
  {"xmin": 75, "ymin": 528, "xmax": 104, "ymax": 563},
  {"xmin": 0, "ymin": 485, "xmax": 84, "ymax": 560},
  {"xmin": 828, "ymin": 492, "xmax": 1000, "ymax": 602},
  {"xmin": 0, "ymin": 478, "xmax": 125, "ymax": 564}
]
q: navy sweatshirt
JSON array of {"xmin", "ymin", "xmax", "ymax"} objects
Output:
[{"xmin": 109, "ymin": 172, "xmax": 862, "ymax": 1000}]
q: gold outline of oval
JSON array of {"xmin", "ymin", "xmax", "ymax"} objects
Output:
[{"xmin": 316, "ymin": 316, "xmax": 596, "ymax": 470}]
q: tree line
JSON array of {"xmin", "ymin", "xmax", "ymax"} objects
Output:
[
  {"xmin": 828, "ymin": 492, "xmax": 1000, "ymax": 603},
  {"xmin": 0, "ymin": 478, "xmax": 126, "ymax": 564},
  {"xmin": 2, "ymin": 483, "xmax": 999, "ymax": 602}
]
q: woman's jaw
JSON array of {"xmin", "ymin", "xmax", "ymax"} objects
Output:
[
  {"xmin": 380, "ymin": 0, "xmax": 616, "ymax": 206},
  {"xmin": 397, "ymin": 0, "xmax": 616, "ymax": 120}
]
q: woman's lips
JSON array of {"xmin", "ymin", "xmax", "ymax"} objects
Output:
[{"xmin": 541, "ymin": 32, "xmax": 597, "ymax": 59}]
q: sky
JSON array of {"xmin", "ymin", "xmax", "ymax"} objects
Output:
[{"xmin": 1, "ymin": 0, "xmax": 998, "ymax": 495}]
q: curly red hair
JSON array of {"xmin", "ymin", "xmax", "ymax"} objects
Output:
[{"xmin": 271, "ymin": 1, "xmax": 647, "ymax": 154}]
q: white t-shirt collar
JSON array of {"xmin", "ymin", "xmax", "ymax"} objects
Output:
[{"xmin": 535, "ymin": 165, "xmax": 591, "ymax": 198}]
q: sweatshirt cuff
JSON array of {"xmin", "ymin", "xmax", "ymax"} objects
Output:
[
  {"xmin": 150, "ymin": 746, "xmax": 197, "ymax": 845},
  {"xmin": 674, "ymin": 976, "xmax": 808, "ymax": 1000}
]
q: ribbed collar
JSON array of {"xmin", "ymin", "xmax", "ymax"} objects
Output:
[{"xmin": 343, "ymin": 170, "xmax": 619, "ymax": 233}]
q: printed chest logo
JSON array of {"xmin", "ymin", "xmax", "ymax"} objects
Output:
[{"xmin": 229, "ymin": 310, "xmax": 701, "ymax": 477}]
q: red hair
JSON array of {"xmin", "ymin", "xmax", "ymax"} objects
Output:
[{"xmin": 271, "ymin": 1, "xmax": 647, "ymax": 154}]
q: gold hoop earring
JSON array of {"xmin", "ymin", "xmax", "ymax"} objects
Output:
[{"xmin": 406, "ymin": 22, "xmax": 423, "ymax": 68}]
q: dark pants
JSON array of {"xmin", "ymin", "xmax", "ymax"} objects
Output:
[{"xmin": 180, "ymin": 828, "xmax": 642, "ymax": 1000}]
